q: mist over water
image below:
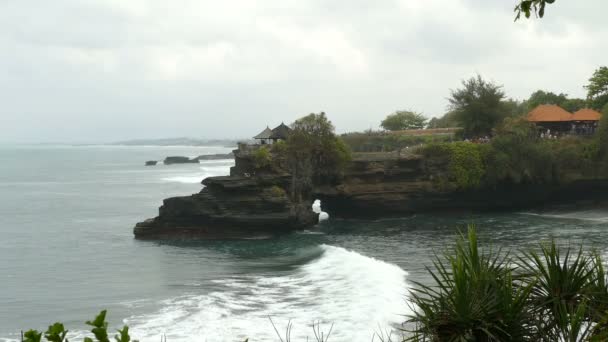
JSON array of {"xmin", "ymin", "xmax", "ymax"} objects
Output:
[{"xmin": 1, "ymin": 145, "xmax": 608, "ymax": 341}]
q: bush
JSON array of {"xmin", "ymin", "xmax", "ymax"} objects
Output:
[
  {"xmin": 268, "ymin": 185, "xmax": 287, "ymax": 197},
  {"xmin": 23, "ymin": 310, "xmax": 137, "ymax": 342},
  {"xmin": 407, "ymin": 226, "xmax": 608, "ymax": 341},
  {"xmin": 253, "ymin": 146, "xmax": 272, "ymax": 169},
  {"xmin": 420, "ymin": 142, "xmax": 485, "ymax": 189}
]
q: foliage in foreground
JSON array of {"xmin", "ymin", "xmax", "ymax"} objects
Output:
[
  {"xmin": 406, "ymin": 226, "xmax": 608, "ymax": 341},
  {"xmin": 22, "ymin": 310, "xmax": 137, "ymax": 342}
]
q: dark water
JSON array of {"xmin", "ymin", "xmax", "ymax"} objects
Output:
[{"xmin": 1, "ymin": 145, "xmax": 607, "ymax": 341}]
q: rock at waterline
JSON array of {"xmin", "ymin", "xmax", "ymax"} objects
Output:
[
  {"xmin": 195, "ymin": 153, "xmax": 234, "ymax": 161},
  {"xmin": 145, "ymin": 160, "xmax": 158, "ymax": 166},
  {"xmin": 163, "ymin": 156, "xmax": 199, "ymax": 165}
]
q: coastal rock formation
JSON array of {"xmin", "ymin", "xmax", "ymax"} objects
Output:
[
  {"xmin": 315, "ymin": 153, "xmax": 608, "ymax": 218},
  {"xmin": 195, "ymin": 153, "xmax": 234, "ymax": 161},
  {"xmin": 136, "ymin": 147, "xmax": 608, "ymax": 238},
  {"xmin": 134, "ymin": 172, "xmax": 318, "ymax": 239},
  {"xmin": 145, "ymin": 160, "xmax": 158, "ymax": 166},
  {"xmin": 163, "ymin": 156, "xmax": 199, "ymax": 164}
]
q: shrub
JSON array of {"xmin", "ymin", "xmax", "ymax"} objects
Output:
[
  {"xmin": 268, "ymin": 185, "xmax": 287, "ymax": 197},
  {"xmin": 253, "ymin": 146, "xmax": 272, "ymax": 169},
  {"xmin": 420, "ymin": 142, "xmax": 485, "ymax": 189},
  {"xmin": 407, "ymin": 226, "xmax": 608, "ymax": 341},
  {"xmin": 23, "ymin": 311, "xmax": 137, "ymax": 342}
]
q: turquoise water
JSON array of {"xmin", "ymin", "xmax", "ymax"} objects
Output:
[{"xmin": 1, "ymin": 145, "xmax": 607, "ymax": 341}]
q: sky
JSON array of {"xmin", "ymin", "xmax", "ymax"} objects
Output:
[{"xmin": 0, "ymin": 0, "xmax": 606, "ymax": 143}]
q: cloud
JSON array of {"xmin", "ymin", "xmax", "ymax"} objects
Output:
[{"xmin": 0, "ymin": 0, "xmax": 607, "ymax": 143}]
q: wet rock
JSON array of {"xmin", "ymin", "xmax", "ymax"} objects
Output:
[{"xmin": 163, "ymin": 156, "xmax": 199, "ymax": 164}]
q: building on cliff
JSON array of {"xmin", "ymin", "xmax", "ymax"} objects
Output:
[
  {"xmin": 527, "ymin": 105, "xmax": 602, "ymax": 135},
  {"xmin": 253, "ymin": 126, "xmax": 274, "ymax": 145},
  {"xmin": 253, "ymin": 123, "xmax": 292, "ymax": 144}
]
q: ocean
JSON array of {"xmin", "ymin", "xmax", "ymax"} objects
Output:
[{"xmin": 1, "ymin": 145, "xmax": 607, "ymax": 341}]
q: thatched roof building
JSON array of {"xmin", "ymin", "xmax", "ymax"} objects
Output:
[
  {"xmin": 253, "ymin": 126, "xmax": 273, "ymax": 143},
  {"xmin": 270, "ymin": 122, "xmax": 291, "ymax": 140},
  {"xmin": 527, "ymin": 105, "xmax": 573, "ymax": 122},
  {"xmin": 571, "ymin": 108, "xmax": 601, "ymax": 122}
]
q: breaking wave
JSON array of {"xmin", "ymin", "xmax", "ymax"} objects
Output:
[
  {"xmin": 161, "ymin": 163, "xmax": 233, "ymax": 184},
  {"xmin": 122, "ymin": 245, "xmax": 410, "ymax": 341}
]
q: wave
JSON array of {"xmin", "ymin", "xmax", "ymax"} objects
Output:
[
  {"xmin": 120, "ymin": 245, "xmax": 410, "ymax": 342},
  {"xmin": 519, "ymin": 209, "xmax": 608, "ymax": 223},
  {"xmin": 161, "ymin": 164, "xmax": 233, "ymax": 184},
  {"xmin": 161, "ymin": 175, "xmax": 205, "ymax": 184}
]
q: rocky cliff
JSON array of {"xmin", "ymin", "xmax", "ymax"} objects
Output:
[
  {"xmin": 134, "ymin": 147, "xmax": 608, "ymax": 238},
  {"xmin": 134, "ymin": 145, "xmax": 317, "ymax": 239},
  {"xmin": 315, "ymin": 152, "xmax": 608, "ymax": 218}
]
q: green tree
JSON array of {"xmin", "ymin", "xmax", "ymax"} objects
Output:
[
  {"xmin": 380, "ymin": 110, "xmax": 427, "ymax": 131},
  {"xmin": 585, "ymin": 66, "xmax": 608, "ymax": 110},
  {"xmin": 562, "ymin": 98, "xmax": 587, "ymax": 113},
  {"xmin": 522, "ymin": 90, "xmax": 585, "ymax": 113},
  {"xmin": 286, "ymin": 112, "xmax": 351, "ymax": 199},
  {"xmin": 427, "ymin": 111, "xmax": 459, "ymax": 129},
  {"xmin": 597, "ymin": 104, "xmax": 608, "ymax": 160},
  {"xmin": 525, "ymin": 90, "xmax": 568, "ymax": 109},
  {"xmin": 448, "ymin": 75, "xmax": 507, "ymax": 138},
  {"xmin": 514, "ymin": 0, "xmax": 555, "ymax": 20}
]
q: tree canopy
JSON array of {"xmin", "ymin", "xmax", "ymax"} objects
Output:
[
  {"xmin": 448, "ymin": 75, "xmax": 507, "ymax": 138},
  {"xmin": 523, "ymin": 90, "xmax": 586, "ymax": 113},
  {"xmin": 585, "ymin": 66, "xmax": 608, "ymax": 110},
  {"xmin": 380, "ymin": 110, "xmax": 427, "ymax": 131},
  {"xmin": 514, "ymin": 0, "xmax": 555, "ymax": 20},
  {"xmin": 427, "ymin": 111, "xmax": 459, "ymax": 129},
  {"xmin": 286, "ymin": 112, "xmax": 351, "ymax": 198}
]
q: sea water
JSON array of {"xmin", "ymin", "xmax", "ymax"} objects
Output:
[{"xmin": 1, "ymin": 144, "xmax": 607, "ymax": 341}]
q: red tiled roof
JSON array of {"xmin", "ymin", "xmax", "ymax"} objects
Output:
[
  {"xmin": 571, "ymin": 108, "xmax": 601, "ymax": 121},
  {"xmin": 527, "ymin": 105, "xmax": 573, "ymax": 122}
]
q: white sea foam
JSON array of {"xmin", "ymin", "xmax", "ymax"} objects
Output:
[
  {"xmin": 161, "ymin": 163, "xmax": 233, "ymax": 184},
  {"xmin": 123, "ymin": 245, "xmax": 410, "ymax": 342},
  {"xmin": 520, "ymin": 209, "xmax": 608, "ymax": 223},
  {"xmin": 312, "ymin": 199, "xmax": 330, "ymax": 221}
]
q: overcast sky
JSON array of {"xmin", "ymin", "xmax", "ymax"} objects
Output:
[{"xmin": 0, "ymin": 0, "xmax": 605, "ymax": 143}]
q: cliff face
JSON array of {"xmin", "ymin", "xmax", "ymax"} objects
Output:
[
  {"xmin": 134, "ymin": 147, "xmax": 317, "ymax": 239},
  {"xmin": 134, "ymin": 148, "xmax": 608, "ymax": 238},
  {"xmin": 315, "ymin": 153, "xmax": 608, "ymax": 218}
]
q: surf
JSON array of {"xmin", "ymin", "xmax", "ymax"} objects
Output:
[{"xmin": 122, "ymin": 245, "xmax": 410, "ymax": 342}]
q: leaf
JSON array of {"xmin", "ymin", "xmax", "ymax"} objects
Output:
[
  {"xmin": 85, "ymin": 310, "xmax": 107, "ymax": 329},
  {"xmin": 114, "ymin": 326, "xmax": 130, "ymax": 342},
  {"xmin": 85, "ymin": 311, "xmax": 110, "ymax": 342},
  {"xmin": 44, "ymin": 323, "xmax": 68, "ymax": 342},
  {"xmin": 23, "ymin": 330, "xmax": 43, "ymax": 342}
]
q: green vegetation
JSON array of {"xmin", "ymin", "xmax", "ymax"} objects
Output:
[
  {"xmin": 597, "ymin": 104, "xmax": 608, "ymax": 160},
  {"xmin": 420, "ymin": 142, "xmax": 486, "ymax": 189},
  {"xmin": 523, "ymin": 90, "xmax": 586, "ymax": 113},
  {"xmin": 253, "ymin": 146, "xmax": 272, "ymax": 169},
  {"xmin": 420, "ymin": 116, "xmax": 606, "ymax": 189},
  {"xmin": 586, "ymin": 66, "xmax": 608, "ymax": 111},
  {"xmin": 381, "ymin": 111, "xmax": 428, "ymax": 131},
  {"xmin": 341, "ymin": 131, "xmax": 453, "ymax": 153},
  {"xmin": 23, "ymin": 311, "xmax": 137, "ymax": 342},
  {"xmin": 448, "ymin": 75, "xmax": 508, "ymax": 138},
  {"xmin": 407, "ymin": 226, "xmax": 608, "ymax": 341},
  {"xmin": 514, "ymin": 0, "xmax": 555, "ymax": 20},
  {"xmin": 427, "ymin": 112, "xmax": 459, "ymax": 129},
  {"xmin": 284, "ymin": 112, "xmax": 351, "ymax": 199}
]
